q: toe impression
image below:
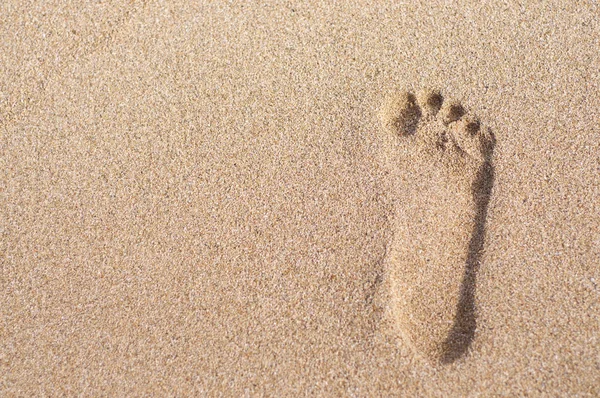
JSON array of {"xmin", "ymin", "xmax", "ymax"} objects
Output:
[
  {"xmin": 451, "ymin": 116, "xmax": 494, "ymax": 162},
  {"xmin": 418, "ymin": 89, "xmax": 443, "ymax": 116},
  {"xmin": 379, "ymin": 91, "xmax": 422, "ymax": 137},
  {"xmin": 442, "ymin": 101, "xmax": 465, "ymax": 125}
]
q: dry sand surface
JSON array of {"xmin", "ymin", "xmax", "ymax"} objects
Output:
[{"xmin": 1, "ymin": 1, "xmax": 599, "ymax": 396}]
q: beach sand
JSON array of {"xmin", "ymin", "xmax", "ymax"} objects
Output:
[{"xmin": 2, "ymin": 1, "xmax": 599, "ymax": 395}]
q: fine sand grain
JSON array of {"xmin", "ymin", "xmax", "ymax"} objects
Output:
[{"xmin": 2, "ymin": 1, "xmax": 599, "ymax": 396}]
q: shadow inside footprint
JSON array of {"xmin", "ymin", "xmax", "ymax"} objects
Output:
[{"xmin": 440, "ymin": 130, "xmax": 496, "ymax": 364}]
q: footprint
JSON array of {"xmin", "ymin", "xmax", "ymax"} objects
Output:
[{"xmin": 378, "ymin": 89, "xmax": 495, "ymax": 363}]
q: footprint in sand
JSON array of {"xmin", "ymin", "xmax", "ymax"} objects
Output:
[{"xmin": 378, "ymin": 89, "xmax": 495, "ymax": 364}]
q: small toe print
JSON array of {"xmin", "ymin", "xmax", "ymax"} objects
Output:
[
  {"xmin": 450, "ymin": 117, "xmax": 488, "ymax": 161},
  {"xmin": 419, "ymin": 90, "xmax": 443, "ymax": 115},
  {"xmin": 442, "ymin": 102, "xmax": 465, "ymax": 125},
  {"xmin": 464, "ymin": 119, "xmax": 480, "ymax": 136}
]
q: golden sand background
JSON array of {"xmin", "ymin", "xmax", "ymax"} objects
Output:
[{"xmin": 1, "ymin": 1, "xmax": 599, "ymax": 395}]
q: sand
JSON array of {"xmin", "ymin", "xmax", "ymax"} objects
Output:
[{"xmin": 1, "ymin": 1, "xmax": 599, "ymax": 396}]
